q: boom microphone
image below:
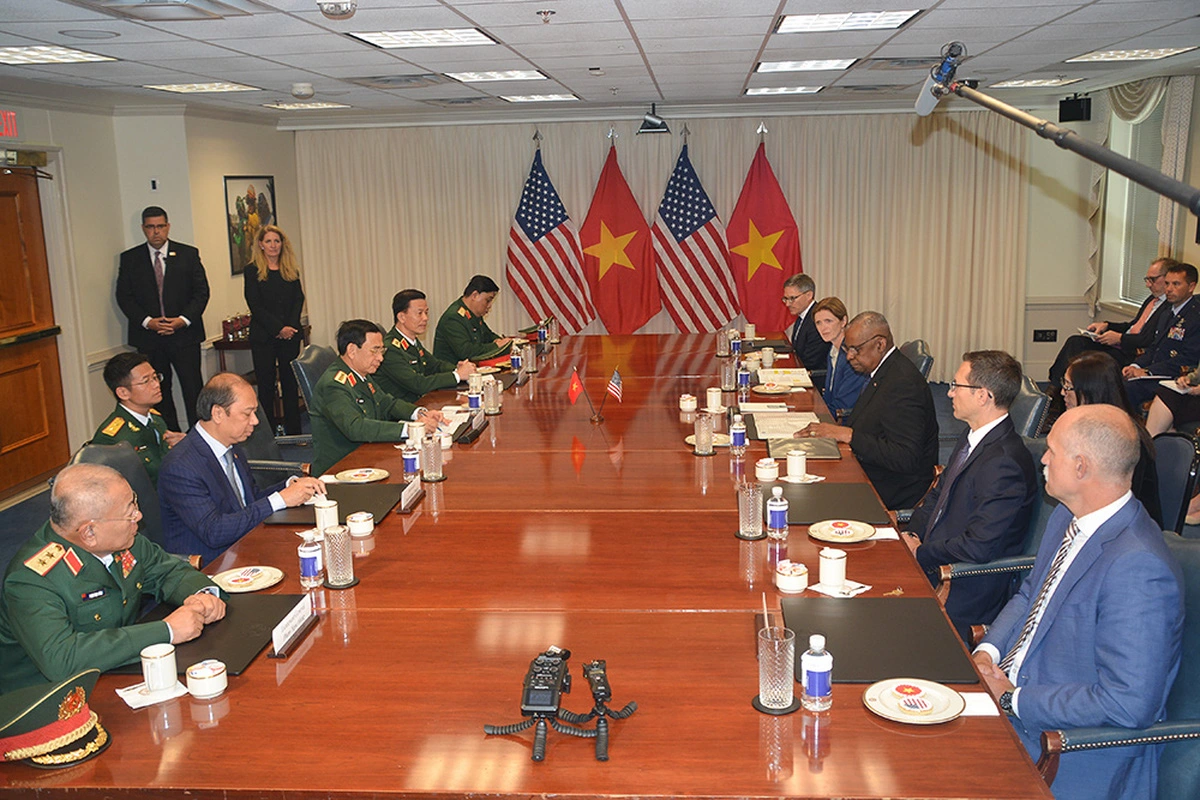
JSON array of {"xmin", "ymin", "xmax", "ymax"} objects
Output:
[{"xmin": 914, "ymin": 41, "xmax": 966, "ymax": 117}]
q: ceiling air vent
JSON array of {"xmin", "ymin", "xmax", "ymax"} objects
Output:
[
  {"xmin": 862, "ymin": 57, "xmax": 941, "ymax": 71},
  {"xmin": 421, "ymin": 96, "xmax": 502, "ymax": 108},
  {"xmin": 346, "ymin": 74, "xmax": 447, "ymax": 90},
  {"xmin": 63, "ymin": 0, "xmax": 263, "ymax": 21},
  {"xmin": 836, "ymin": 84, "xmax": 915, "ymax": 93}
]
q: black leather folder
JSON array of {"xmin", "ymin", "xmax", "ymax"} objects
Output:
[
  {"xmin": 761, "ymin": 481, "xmax": 890, "ymax": 525},
  {"xmin": 262, "ymin": 483, "xmax": 403, "ymax": 525}
]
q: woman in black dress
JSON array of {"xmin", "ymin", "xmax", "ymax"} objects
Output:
[
  {"xmin": 244, "ymin": 224, "xmax": 305, "ymax": 435},
  {"xmin": 1063, "ymin": 351, "xmax": 1162, "ymax": 525}
]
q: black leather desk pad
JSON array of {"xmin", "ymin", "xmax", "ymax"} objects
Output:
[
  {"xmin": 113, "ymin": 593, "xmax": 304, "ymax": 676},
  {"xmin": 743, "ymin": 339, "xmax": 791, "ymax": 353},
  {"xmin": 780, "ymin": 597, "xmax": 978, "ymax": 684},
  {"xmin": 262, "ymin": 483, "xmax": 403, "ymax": 525},
  {"xmin": 761, "ymin": 482, "xmax": 890, "ymax": 525}
]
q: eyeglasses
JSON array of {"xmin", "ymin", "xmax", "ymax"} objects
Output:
[
  {"xmin": 126, "ymin": 372, "xmax": 163, "ymax": 388},
  {"xmin": 948, "ymin": 381, "xmax": 986, "ymax": 392},
  {"xmin": 142, "ymin": 224, "xmax": 168, "ymax": 231},
  {"xmin": 781, "ymin": 294, "xmax": 804, "ymax": 304},
  {"xmin": 1062, "ymin": 380, "xmax": 1075, "ymax": 392},
  {"xmin": 841, "ymin": 334, "xmax": 884, "ymax": 357},
  {"xmin": 368, "ymin": 347, "xmax": 387, "ymax": 356},
  {"xmin": 92, "ymin": 491, "xmax": 141, "ymax": 524},
  {"xmin": 1144, "ymin": 273, "xmax": 1165, "ymax": 283}
]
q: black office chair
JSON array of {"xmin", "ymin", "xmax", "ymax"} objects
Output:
[
  {"xmin": 291, "ymin": 344, "xmax": 337, "ymax": 407},
  {"xmin": 1153, "ymin": 432, "xmax": 1200, "ymax": 534},
  {"xmin": 242, "ymin": 402, "xmax": 310, "ymax": 491},
  {"xmin": 936, "ymin": 437, "xmax": 1057, "ymax": 608},
  {"xmin": 1036, "ymin": 532, "xmax": 1200, "ymax": 797},
  {"xmin": 68, "ymin": 442, "xmax": 165, "ymax": 548},
  {"xmin": 1009, "ymin": 373, "xmax": 1050, "ymax": 438},
  {"xmin": 899, "ymin": 339, "xmax": 933, "ymax": 379}
]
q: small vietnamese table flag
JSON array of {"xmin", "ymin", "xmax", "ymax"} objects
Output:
[
  {"xmin": 568, "ymin": 370, "xmax": 585, "ymax": 405},
  {"xmin": 727, "ymin": 142, "xmax": 801, "ymax": 332}
]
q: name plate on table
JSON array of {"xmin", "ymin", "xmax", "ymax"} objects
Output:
[
  {"xmin": 781, "ymin": 597, "xmax": 978, "ymax": 684},
  {"xmin": 763, "ymin": 482, "xmax": 890, "ymax": 525},
  {"xmin": 272, "ymin": 594, "xmax": 315, "ymax": 656}
]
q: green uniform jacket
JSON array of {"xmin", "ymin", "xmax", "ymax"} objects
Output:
[
  {"xmin": 0, "ymin": 521, "xmax": 217, "ymax": 692},
  {"xmin": 375, "ymin": 327, "xmax": 460, "ymax": 404},
  {"xmin": 433, "ymin": 298, "xmax": 507, "ymax": 362},
  {"xmin": 90, "ymin": 404, "xmax": 171, "ymax": 483},
  {"xmin": 309, "ymin": 359, "xmax": 419, "ymax": 476}
]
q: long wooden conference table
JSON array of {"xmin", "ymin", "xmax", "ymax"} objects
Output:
[{"xmin": 0, "ymin": 334, "xmax": 1052, "ymax": 799}]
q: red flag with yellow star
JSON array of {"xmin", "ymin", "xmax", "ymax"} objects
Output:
[
  {"xmin": 580, "ymin": 146, "xmax": 659, "ymax": 334},
  {"xmin": 727, "ymin": 143, "xmax": 801, "ymax": 331}
]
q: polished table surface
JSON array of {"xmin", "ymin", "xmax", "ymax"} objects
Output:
[{"xmin": 0, "ymin": 334, "xmax": 1051, "ymax": 799}]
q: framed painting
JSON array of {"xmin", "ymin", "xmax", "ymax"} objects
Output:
[{"xmin": 224, "ymin": 176, "xmax": 276, "ymax": 276}]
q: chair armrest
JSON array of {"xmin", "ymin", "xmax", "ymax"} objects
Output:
[
  {"xmin": 274, "ymin": 434, "xmax": 312, "ymax": 448},
  {"xmin": 246, "ymin": 459, "xmax": 308, "ymax": 477},
  {"xmin": 1038, "ymin": 722, "xmax": 1200, "ymax": 785},
  {"xmin": 969, "ymin": 624, "xmax": 988, "ymax": 647},
  {"xmin": 936, "ymin": 556, "xmax": 1036, "ymax": 604},
  {"xmin": 894, "ymin": 508, "xmax": 913, "ymax": 526}
]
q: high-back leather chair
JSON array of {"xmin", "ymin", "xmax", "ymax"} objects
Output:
[
  {"xmin": 68, "ymin": 442, "xmax": 164, "ymax": 548},
  {"xmin": 899, "ymin": 339, "xmax": 933, "ymax": 379},
  {"xmin": 291, "ymin": 344, "xmax": 337, "ymax": 407},
  {"xmin": 1153, "ymin": 432, "xmax": 1200, "ymax": 534},
  {"xmin": 1036, "ymin": 532, "xmax": 1200, "ymax": 796},
  {"xmin": 240, "ymin": 402, "xmax": 309, "ymax": 491},
  {"xmin": 1009, "ymin": 373, "xmax": 1050, "ymax": 439}
]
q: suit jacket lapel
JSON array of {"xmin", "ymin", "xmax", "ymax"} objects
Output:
[
  {"xmin": 847, "ymin": 352, "xmax": 893, "ymax": 426},
  {"xmin": 199, "ymin": 437, "xmax": 241, "ymax": 507}
]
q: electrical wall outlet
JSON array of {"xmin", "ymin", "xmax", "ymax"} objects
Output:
[{"xmin": 1033, "ymin": 329, "xmax": 1057, "ymax": 343}]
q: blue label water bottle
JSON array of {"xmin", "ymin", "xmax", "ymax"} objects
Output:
[
  {"xmin": 730, "ymin": 414, "xmax": 747, "ymax": 457},
  {"xmin": 767, "ymin": 486, "xmax": 788, "ymax": 540},
  {"xmin": 510, "ymin": 348, "xmax": 522, "ymax": 370},
  {"xmin": 801, "ymin": 634, "xmax": 833, "ymax": 711}
]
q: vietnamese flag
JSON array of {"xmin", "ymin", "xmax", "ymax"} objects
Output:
[
  {"xmin": 581, "ymin": 146, "xmax": 659, "ymax": 334},
  {"xmin": 568, "ymin": 369, "xmax": 584, "ymax": 405},
  {"xmin": 726, "ymin": 143, "xmax": 801, "ymax": 332}
]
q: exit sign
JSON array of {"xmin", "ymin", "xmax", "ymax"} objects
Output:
[{"xmin": 0, "ymin": 111, "xmax": 16, "ymax": 138}]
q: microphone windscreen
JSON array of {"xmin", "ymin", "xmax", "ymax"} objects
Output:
[{"xmin": 914, "ymin": 72, "xmax": 940, "ymax": 116}]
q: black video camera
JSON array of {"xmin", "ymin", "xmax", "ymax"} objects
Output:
[{"xmin": 520, "ymin": 646, "xmax": 571, "ymax": 716}]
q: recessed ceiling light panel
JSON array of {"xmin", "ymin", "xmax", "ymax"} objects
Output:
[
  {"xmin": 144, "ymin": 81, "xmax": 259, "ymax": 93},
  {"xmin": 745, "ymin": 86, "xmax": 823, "ymax": 95},
  {"xmin": 263, "ymin": 101, "xmax": 352, "ymax": 110},
  {"xmin": 501, "ymin": 94, "xmax": 578, "ymax": 102},
  {"xmin": 990, "ymin": 77, "xmax": 1083, "ymax": 88},
  {"xmin": 446, "ymin": 70, "xmax": 546, "ymax": 82},
  {"xmin": 757, "ymin": 59, "xmax": 855, "ymax": 72},
  {"xmin": 348, "ymin": 28, "xmax": 496, "ymax": 49},
  {"xmin": 1066, "ymin": 46, "xmax": 1196, "ymax": 62},
  {"xmin": 58, "ymin": 29, "xmax": 122, "ymax": 40},
  {"xmin": 777, "ymin": 10, "xmax": 920, "ymax": 33},
  {"xmin": 0, "ymin": 45, "xmax": 116, "ymax": 65}
]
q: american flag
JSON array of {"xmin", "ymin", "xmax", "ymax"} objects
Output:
[
  {"xmin": 652, "ymin": 145, "xmax": 738, "ymax": 332},
  {"xmin": 506, "ymin": 149, "xmax": 596, "ymax": 335},
  {"xmin": 606, "ymin": 368, "xmax": 623, "ymax": 403}
]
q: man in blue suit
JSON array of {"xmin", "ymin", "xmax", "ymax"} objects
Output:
[
  {"xmin": 902, "ymin": 350, "xmax": 1037, "ymax": 640},
  {"xmin": 975, "ymin": 404, "xmax": 1183, "ymax": 800},
  {"xmin": 158, "ymin": 373, "xmax": 326, "ymax": 565},
  {"xmin": 1123, "ymin": 261, "xmax": 1200, "ymax": 409}
]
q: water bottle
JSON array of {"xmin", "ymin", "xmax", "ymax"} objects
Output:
[
  {"xmin": 767, "ymin": 486, "xmax": 788, "ymax": 540},
  {"xmin": 801, "ymin": 634, "xmax": 833, "ymax": 711},
  {"xmin": 401, "ymin": 443, "xmax": 420, "ymax": 482},
  {"xmin": 275, "ymin": 424, "xmax": 285, "ymax": 438},
  {"xmin": 510, "ymin": 347, "xmax": 522, "ymax": 371},
  {"xmin": 298, "ymin": 531, "xmax": 324, "ymax": 589},
  {"xmin": 737, "ymin": 360, "xmax": 751, "ymax": 402},
  {"xmin": 730, "ymin": 414, "xmax": 747, "ymax": 457},
  {"xmin": 730, "ymin": 330, "xmax": 742, "ymax": 357}
]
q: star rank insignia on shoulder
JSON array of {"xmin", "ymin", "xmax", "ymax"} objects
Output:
[
  {"xmin": 24, "ymin": 543, "xmax": 65, "ymax": 576},
  {"xmin": 336, "ymin": 370, "xmax": 357, "ymax": 386},
  {"xmin": 101, "ymin": 418, "xmax": 125, "ymax": 437}
]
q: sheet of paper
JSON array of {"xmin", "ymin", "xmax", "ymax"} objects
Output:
[
  {"xmin": 752, "ymin": 412, "xmax": 820, "ymax": 439},
  {"xmin": 808, "ymin": 579, "xmax": 871, "ymax": 598},
  {"xmin": 1158, "ymin": 379, "xmax": 1189, "ymax": 394},
  {"xmin": 960, "ymin": 693, "xmax": 1001, "ymax": 716},
  {"xmin": 757, "ymin": 368, "xmax": 813, "ymax": 388},
  {"xmin": 116, "ymin": 680, "xmax": 188, "ymax": 709},
  {"xmin": 738, "ymin": 402, "xmax": 789, "ymax": 413},
  {"xmin": 868, "ymin": 527, "xmax": 900, "ymax": 541}
]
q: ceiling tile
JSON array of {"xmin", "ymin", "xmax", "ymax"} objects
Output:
[
  {"xmin": 489, "ymin": 21, "xmax": 633, "ymax": 45},
  {"xmin": 137, "ymin": 12, "xmax": 323, "ymax": 39}
]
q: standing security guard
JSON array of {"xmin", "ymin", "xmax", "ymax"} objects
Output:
[
  {"xmin": 377, "ymin": 289, "xmax": 477, "ymax": 404},
  {"xmin": 309, "ymin": 320, "xmax": 445, "ymax": 476},
  {"xmin": 90, "ymin": 353, "xmax": 185, "ymax": 483},
  {"xmin": 433, "ymin": 275, "xmax": 515, "ymax": 363}
]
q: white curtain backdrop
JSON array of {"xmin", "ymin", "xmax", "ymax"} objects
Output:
[{"xmin": 296, "ymin": 110, "xmax": 1027, "ymax": 382}]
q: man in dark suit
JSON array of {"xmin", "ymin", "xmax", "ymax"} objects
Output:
[
  {"xmin": 781, "ymin": 273, "xmax": 830, "ymax": 384},
  {"xmin": 974, "ymin": 405, "xmax": 1183, "ymax": 800},
  {"xmin": 901, "ymin": 351, "xmax": 1038, "ymax": 640},
  {"xmin": 116, "ymin": 206, "xmax": 210, "ymax": 430},
  {"xmin": 1123, "ymin": 261, "xmax": 1200, "ymax": 408},
  {"xmin": 796, "ymin": 311, "xmax": 939, "ymax": 509},
  {"xmin": 1047, "ymin": 256, "xmax": 1175, "ymax": 391},
  {"xmin": 157, "ymin": 373, "xmax": 325, "ymax": 565}
]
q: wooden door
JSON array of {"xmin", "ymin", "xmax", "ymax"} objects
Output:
[{"xmin": 0, "ymin": 168, "xmax": 68, "ymax": 494}]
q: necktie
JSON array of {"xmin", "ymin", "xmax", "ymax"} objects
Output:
[
  {"xmin": 153, "ymin": 250, "xmax": 165, "ymax": 316},
  {"xmin": 792, "ymin": 316, "xmax": 804, "ymax": 357},
  {"xmin": 1128, "ymin": 297, "xmax": 1161, "ymax": 336},
  {"xmin": 826, "ymin": 350, "xmax": 836, "ymax": 396},
  {"xmin": 927, "ymin": 441, "xmax": 972, "ymax": 527},
  {"xmin": 998, "ymin": 519, "xmax": 1081, "ymax": 674},
  {"xmin": 224, "ymin": 450, "xmax": 245, "ymax": 507}
]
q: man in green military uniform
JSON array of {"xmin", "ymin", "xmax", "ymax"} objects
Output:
[
  {"xmin": 377, "ymin": 289, "xmax": 477, "ymax": 403},
  {"xmin": 433, "ymin": 275, "xmax": 515, "ymax": 362},
  {"xmin": 0, "ymin": 463, "xmax": 225, "ymax": 692},
  {"xmin": 310, "ymin": 319, "xmax": 445, "ymax": 476},
  {"xmin": 90, "ymin": 353, "xmax": 185, "ymax": 483}
]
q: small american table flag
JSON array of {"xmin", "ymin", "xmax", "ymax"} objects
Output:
[{"xmin": 607, "ymin": 368, "xmax": 623, "ymax": 403}]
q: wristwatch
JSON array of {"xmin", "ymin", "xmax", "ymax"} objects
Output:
[{"xmin": 998, "ymin": 690, "xmax": 1014, "ymax": 716}]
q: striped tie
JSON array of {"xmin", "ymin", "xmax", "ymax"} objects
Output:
[{"xmin": 998, "ymin": 519, "xmax": 1081, "ymax": 674}]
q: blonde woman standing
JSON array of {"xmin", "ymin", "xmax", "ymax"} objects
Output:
[{"xmin": 244, "ymin": 224, "xmax": 305, "ymax": 435}]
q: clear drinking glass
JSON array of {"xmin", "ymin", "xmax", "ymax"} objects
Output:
[
  {"xmin": 720, "ymin": 358, "xmax": 737, "ymax": 391},
  {"xmin": 738, "ymin": 482, "xmax": 764, "ymax": 540},
  {"xmin": 758, "ymin": 627, "xmax": 796, "ymax": 710},
  {"xmin": 323, "ymin": 525, "xmax": 355, "ymax": 587},
  {"xmin": 694, "ymin": 413, "xmax": 715, "ymax": 455},
  {"xmin": 716, "ymin": 328, "xmax": 730, "ymax": 357},
  {"xmin": 421, "ymin": 434, "xmax": 443, "ymax": 481},
  {"xmin": 483, "ymin": 378, "xmax": 502, "ymax": 415},
  {"xmin": 524, "ymin": 342, "xmax": 538, "ymax": 373}
]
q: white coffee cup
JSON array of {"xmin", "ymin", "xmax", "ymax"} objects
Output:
[
  {"xmin": 706, "ymin": 386, "xmax": 723, "ymax": 411},
  {"xmin": 745, "ymin": 322, "xmax": 757, "ymax": 340},
  {"xmin": 819, "ymin": 547, "xmax": 847, "ymax": 590},
  {"xmin": 141, "ymin": 642, "xmax": 177, "ymax": 693},
  {"xmin": 313, "ymin": 498, "xmax": 338, "ymax": 533},
  {"xmin": 761, "ymin": 347, "xmax": 776, "ymax": 368},
  {"xmin": 787, "ymin": 450, "xmax": 807, "ymax": 479}
]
